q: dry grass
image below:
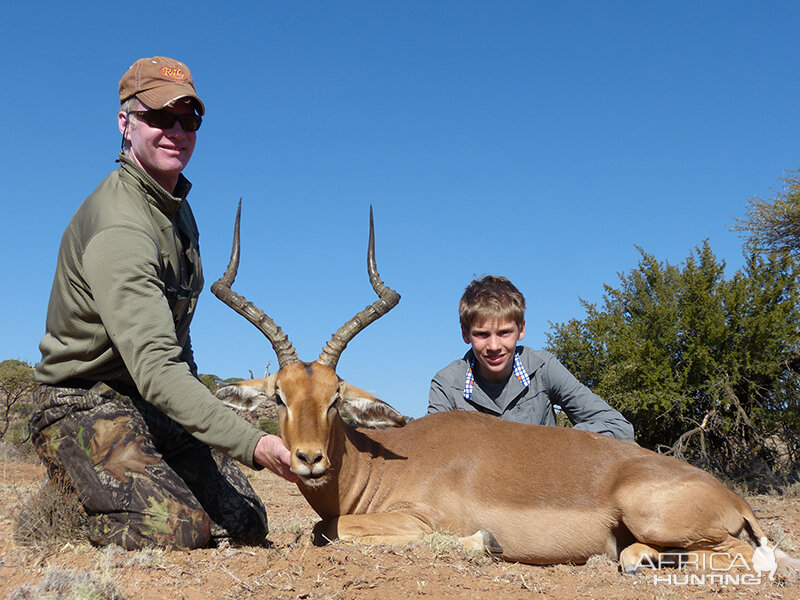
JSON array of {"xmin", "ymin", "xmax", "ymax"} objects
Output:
[
  {"xmin": 267, "ymin": 515, "xmax": 317, "ymax": 535},
  {"xmin": 418, "ymin": 530, "xmax": 494, "ymax": 565},
  {"xmin": 96, "ymin": 545, "xmax": 165, "ymax": 570},
  {"xmin": 783, "ymin": 482, "xmax": 800, "ymax": 498},
  {"xmin": 0, "ymin": 440, "xmax": 36, "ymax": 464},
  {"xmin": 5, "ymin": 567, "xmax": 124, "ymax": 600},
  {"xmin": 13, "ymin": 472, "xmax": 89, "ymax": 549}
]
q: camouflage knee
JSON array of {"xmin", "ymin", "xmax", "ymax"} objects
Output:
[{"xmin": 30, "ymin": 383, "xmax": 213, "ymax": 550}]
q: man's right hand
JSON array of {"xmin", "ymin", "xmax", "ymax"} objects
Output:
[{"xmin": 253, "ymin": 434, "xmax": 299, "ymax": 483}]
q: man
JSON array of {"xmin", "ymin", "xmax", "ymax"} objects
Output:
[
  {"xmin": 428, "ymin": 275, "xmax": 634, "ymax": 440},
  {"xmin": 32, "ymin": 56, "xmax": 295, "ymax": 550}
]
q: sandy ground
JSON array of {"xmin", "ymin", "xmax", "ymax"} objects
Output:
[{"xmin": 2, "ymin": 458, "xmax": 800, "ymax": 600}]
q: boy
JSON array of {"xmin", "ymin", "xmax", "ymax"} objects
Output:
[{"xmin": 428, "ymin": 276, "xmax": 634, "ymax": 440}]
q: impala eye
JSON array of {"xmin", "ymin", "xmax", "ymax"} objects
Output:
[{"xmin": 274, "ymin": 392, "xmax": 285, "ymax": 407}]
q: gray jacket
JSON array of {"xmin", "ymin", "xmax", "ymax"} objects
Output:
[{"xmin": 428, "ymin": 346, "xmax": 635, "ymax": 440}]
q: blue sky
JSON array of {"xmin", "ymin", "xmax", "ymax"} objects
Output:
[{"xmin": 2, "ymin": 2, "xmax": 798, "ymax": 418}]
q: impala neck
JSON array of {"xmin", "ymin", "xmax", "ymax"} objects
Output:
[{"xmin": 296, "ymin": 413, "xmax": 375, "ymax": 520}]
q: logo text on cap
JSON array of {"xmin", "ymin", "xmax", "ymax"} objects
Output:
[{"xmin": 160, "ymin": 66, "xmax": 188, "ymax": 82}]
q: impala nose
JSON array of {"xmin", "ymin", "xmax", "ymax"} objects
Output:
[
  {"xmin": 296, "ymin": 448, "xmax": 323, "ymax": 466},
  {"xmin": 294, "ymin": 447, "xmax": 329, "ymax": 481}
]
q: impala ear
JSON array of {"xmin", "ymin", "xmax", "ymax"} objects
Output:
[
  {"xmin": 215, "ymin": 374, "xmax": 278, "ymax": 411},
  {"xmin": 338, "ymin": 381, "xmax": 406, "ymax": 428}
]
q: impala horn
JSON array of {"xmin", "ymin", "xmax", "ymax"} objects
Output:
[
  {"xmin": 317, "ymin": 206, "xmax": 400, "ymax": 369},
  {"xmin": 211, "ymin": 199, "xmax": 300, "ymax": 368}
]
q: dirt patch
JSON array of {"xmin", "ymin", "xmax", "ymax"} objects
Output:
[{"xmin": 2, "ymin": 459, "xmax": 799, "ymax": 599}]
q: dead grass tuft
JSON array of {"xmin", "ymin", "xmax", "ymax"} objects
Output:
[
  {"xmin": 782, "ymin": 567, "xmax": 800, "ymax": 585},
  {"xmin": 13, "ymin": 472, "xmax": 89, "ymax": 548},
  {"xmin": 767, "ymin": 521, "xmax": 800, "ymax": 555},
  {"xmin": 6, "ymin": 566, "xmax": 124, "ymax": 600},
  {"xmin": 585, "ymin": 553, "xmax": 618, "ymax": 569},
  {"xmin": 782, "ymin": 481, "xmax": 800, "ymax": 498},
  {"xmin": 96, "ymin": 545, "xmax": 165, "ymax": 571},
  {"xmin": 419, "ymin": 531, "xmax": 494, "ymax": 565},
  {"xmin": 1, "ymin": 440, "xmax": 37, "ymax": 463},
  {"xmin": 269, "ymin": 515, "xmax": 317, "ymax": 535}
]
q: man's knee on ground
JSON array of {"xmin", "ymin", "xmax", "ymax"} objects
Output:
[{"xmin": 87, "ymin": 502, "xmax": 213, "ymax": 550}]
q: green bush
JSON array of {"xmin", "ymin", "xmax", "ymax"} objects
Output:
[
  {"xmin": 6, "ymin": 420, "xmax": 35, "ymax": 456},
  {"xmin": 547, "ymin": 243, "xmax": 800, "ymax": 491},
  {"xmin": 257, "ymin": 418, "xmax": 279, "ymax": 435},
  {"xmin": 1, "ymin": 359, "xmax": 36, "ymax": 442}
]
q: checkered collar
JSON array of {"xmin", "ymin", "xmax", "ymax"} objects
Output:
[{"xmin": 463, "ymin": 351, "xmax": 531, "ymax": 400}]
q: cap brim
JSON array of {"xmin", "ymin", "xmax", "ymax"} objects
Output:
[{"xmin": 137, "ymin": 84, "xmax": 205, "ymax": 115}]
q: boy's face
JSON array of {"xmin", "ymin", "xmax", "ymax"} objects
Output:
[{"xmin": 462, "ymin": 318, "xmax": 526, "ymax": 384}]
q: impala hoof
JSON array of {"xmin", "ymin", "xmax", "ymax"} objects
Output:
[
  {"xmin": 621, "ymin": 564, "xmax": 640, "ymax": 576},
  {"xmin": 312, "ymin": 521, "xmax": 337, "ymax": 546},
  {"xmin": 479, "ymin": 530, "xmax": 504, "ymax": 555}
]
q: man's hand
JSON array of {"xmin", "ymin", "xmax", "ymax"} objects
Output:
[{"xmin": 254, "ymin": 434, "xmax": 299, "ymax": 482}]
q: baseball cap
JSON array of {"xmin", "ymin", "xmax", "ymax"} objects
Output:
[{"xmin": 119, "ymin": 56, "xmax": 205, "ymax": 116}]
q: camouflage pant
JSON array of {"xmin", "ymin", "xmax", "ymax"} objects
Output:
[{"xmin": 30, "ymin": 381, "xmax": 268, "ymax": 550}]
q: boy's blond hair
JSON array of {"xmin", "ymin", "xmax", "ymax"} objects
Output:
[{"xmin": 458, "ymin": 275, "xmax": 526, "ymax": 331}]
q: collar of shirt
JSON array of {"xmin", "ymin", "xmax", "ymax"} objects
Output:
[{"xmin": 463, "ymin": 352, "xmax": 531, "ymax": 400}]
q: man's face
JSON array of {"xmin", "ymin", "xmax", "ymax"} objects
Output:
[
  {"xmin": 462, "ymin": 318, "xmax": 526, "ymax": 383},
  {"xmin": 118, "ymin": 99, "xmax": 197, "ymax": 192}
]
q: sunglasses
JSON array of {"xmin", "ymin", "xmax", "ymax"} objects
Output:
[{"xmin": 129, "ymin": 109, "xmax": 202, "ymax": 132}]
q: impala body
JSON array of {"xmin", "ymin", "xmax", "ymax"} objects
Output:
[
  {"xmin": 213, "ymin": 203, "xmax": 798, "ymax": 575},
  {"xmin": 222, "ymin": 363, "xmax": 773, "ymax": 571}
]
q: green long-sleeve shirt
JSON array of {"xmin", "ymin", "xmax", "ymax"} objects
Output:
[{"xmin": 36, "ymin": 154, "xmax": 263, "ymax": 467}]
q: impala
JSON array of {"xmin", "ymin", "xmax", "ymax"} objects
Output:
[{"xmin": 212, "ymin": 202, "xmax": 797, "ymax": 576}]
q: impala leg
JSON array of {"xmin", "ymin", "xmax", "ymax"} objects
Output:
[
  {"xmin": 684, "ymin": 535, "xmax": 755, "ymax": 570},
  {"xmin": 775, "ymin": 548, "xmax": 800, "ymax": 578},
  {"xmin": 687, "ymin": 540, "xmax": 800, "ymax": 579},
  {"xmin": 313, "ymin": 512, "xmax": 432, "ymax": 547},
  {"xmin": 619, "ymin": 542, "xmax": 664, "ymax": 574},
  {"xmin": 458, "ymin": 530, "xmax": 504, "ymax": 555},
  {"xmin": 620, "ymin": 535, "xmax": 758, "ymax": 574}
]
